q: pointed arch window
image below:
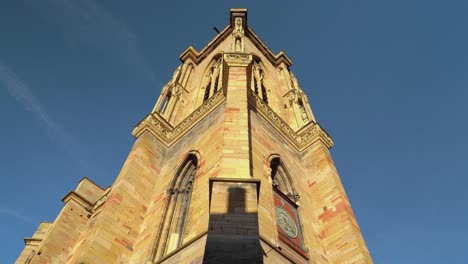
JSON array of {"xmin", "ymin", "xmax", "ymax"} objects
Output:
[
  {"xmin": 269, "ymin": 156, "xmax": 306, "ymax": 256},
  {"xmin": 201, "ymin": 57, "xmax": 222, "ymax": 102},
  {"xmin": 252, "ymin": 61, "xmax": 268, "ymax": 104},
  {"xmin": 159, "ymin": 154, "xmax": 198, "ymax": 255},
  {"xmin": 270, "ymin": 157, "xmax": 299, "ymax": 202}
]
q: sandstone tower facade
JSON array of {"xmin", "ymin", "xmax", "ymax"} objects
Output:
[{"xmin": 17, "ymin": 9, "xmax": 372, "ymax": 264}]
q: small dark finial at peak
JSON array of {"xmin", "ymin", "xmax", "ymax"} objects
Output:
[{"xmin": 213, "ymin": 26, "xmax": 220, "ymax": 34}]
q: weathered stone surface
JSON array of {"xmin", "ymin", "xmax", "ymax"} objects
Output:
[{"xmin": 17, "ymin": 8, "xmax": 371, "ymax": 264}]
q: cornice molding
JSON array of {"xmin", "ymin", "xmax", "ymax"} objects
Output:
[
  {"xmin": 24, "ymin": 237, "xmax": 42, "ymax": 246},
  {"xmin": 61, "ymin": 191, "xmax": 93, "ymax": 213},
  {"xmin": 132, "ymin": 89, "xmax": 225, "ymax": 146},
  {"xmin": 179, "ymin": 25, "xmax": 231, "ymax": 64},
  {"xmin": 133, "ymin": 89, "xmax": 332, "ymax": 151},
  {"xmin": 248, "ymin": 90, "xmax": 334, "ymax": 151},
  {"xmin": 246, "ymin": 27, "xmax": 292, "ymax": 67},
  {"xmin": 224, "ymin": 52, "xmax": 252, "ymax": 67}
]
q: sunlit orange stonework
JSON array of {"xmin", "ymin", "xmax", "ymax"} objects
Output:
[{"xmin": 16, "ymin": 9, "xmax": 372, "ymax": 264}]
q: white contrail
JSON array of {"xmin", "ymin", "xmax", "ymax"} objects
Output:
[
  {"xmin": 0, "ymin": 61, "xmax": 89, "ymax": 166},
  {"xmin": 0, "ymin": 206, "xmax": 37, "ymax": 226}
]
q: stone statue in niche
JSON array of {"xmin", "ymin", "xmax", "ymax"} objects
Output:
[
  {"xmin": 301, "ymin": 107, "xmax": 309, "ymax": 122},
  {"xmin": 233, "ymin": 17, "xmax": 244, "ymax": 36},
  {"xmin": 235, "ymin": 38, "xmax": 242, "ymax": 52},
  {"xmin": 272, "ymin": 177, "xmax": 280, "ymax": 188},
  {"xmin": 232, "ymin": 17, "xmax": 245, "ymax": 52}
]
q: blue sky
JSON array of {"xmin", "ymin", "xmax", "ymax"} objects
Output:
[{"xmin": 1, "ymin": 1, "xmax": 467, "ymax": 263}]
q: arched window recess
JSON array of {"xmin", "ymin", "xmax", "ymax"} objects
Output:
[
  {"xmin": 200, "ymin": 56, "xmax": 223, "ymax": 103},
  {"xmin": 251, "ymin": 60, "xmax": 268, "ymax": 104},
  {"xmin": 155, "ymin": 153, "xmax": 199, "ymax": 257},
  {"xmin": 270, "ymin": 156, "xmax": 300, "ymax": 203},
  {"xmin": 152, "ymin": 64, "xmax": 186, "ymax": 121},
  {"xmin": 269, "ymin": 155, "xmax": 307, "ymax": 255}
]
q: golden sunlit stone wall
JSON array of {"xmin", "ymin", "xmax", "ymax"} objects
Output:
[{"xmin": 17, "ymin": 8, "xmax": 372, "ymax": 264}]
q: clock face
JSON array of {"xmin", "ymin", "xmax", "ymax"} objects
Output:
[{"xmin": 275, "ymin": 207, "xmax": 298, "ymax": 238}]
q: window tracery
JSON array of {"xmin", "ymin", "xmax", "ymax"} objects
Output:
[
  {"xmin": 270, "ymin": 156, "xmax": 306, "ymax": 255},
  {"xmin": 252, "ymin": 61, "xmax": 268, "ymax": 104},
  {"xmin": 201, "ymin": 57, "xmax": 222, "ymax": 102},
  {"xmin": 159, "ymin": 154, "xmax": 198, "ymax": 255},
  {"xmin": 270, "ymin": 157, "xmax": 300, "ymax": 202},
  {"xmin": 152, "ymin": 64, "xmax": 185, "ymax": 121}
]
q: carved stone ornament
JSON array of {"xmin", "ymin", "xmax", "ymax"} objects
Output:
[
  {"xmin": 224, "ymin": 53, "xmax": 252, "ymax": 67},
  {"xmin": 232, "ymin": 17, "xmax": 245, "ymax": 52},
  {"xmin": 287, "ymin": 192, "xmax": 301, "ymax": 202},
  {"xmin": 284, "ymin": 90, "xmax": 295, "ymax": 109},
  {"xmin": 290, "ymin": 71, "xmax": 300, "ymax": 90},
  {"xmin": 132, "ymin": 89, "xmax": 225, "ymax": 146},
  {"xmin": 301, "ymin": 107, "xmax": 309, "ymax": 122},
  {"xmin": 233, "ymin": 17, "xmax": 244, "ymax": 36},
  {"xmin": 275, "ymin": 207, "xmax": 298, "ymax": 239},
  {"xmin": 272, "ymin": 177, "xmax": 280, "ymax": 188},
  {"xmin": 248, "ymin": 90, "xmax": 333, "ymax": 150}
]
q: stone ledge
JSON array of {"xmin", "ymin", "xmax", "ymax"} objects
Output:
[
  {"xmin": 132, "ymin": 89, "xmax": 225, "ymax": 146},
  {"xmin": 154, "ymin": 230, "xmax": 208, "ymax": 264},
  {"xmin": 61, "ymin": 191, "xmax": 93, "ymax": 212},
  {"xmin": 259, "ymin": 234, "xmax": 309, "ymax": 263},
  {"xmin": 24, "ymin": 237, "xmax": 42, "ymax": 246}
]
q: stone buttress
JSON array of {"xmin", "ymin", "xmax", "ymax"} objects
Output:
[{"xmin": 17, "ymin": 9, "xmax": 372, "ymax": 264}]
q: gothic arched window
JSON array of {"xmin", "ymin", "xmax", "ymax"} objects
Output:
[
  {"xmin": 252, "ymin": 60, "xmax": 268, "ymax": 104},
  {"xmin": 270, "ymin": 157, "xmax": 299, "ymax": 202},
  {"xmin": 270, "ymin": 156, "xmax": 306, "ymax": 255},
  {"xmin": 160, "ymin": 154, "xmax": 198, "ymax": 255},
  {"xmin": 201, "ymin": 57, "xmax": 222, "ymax": 102}
]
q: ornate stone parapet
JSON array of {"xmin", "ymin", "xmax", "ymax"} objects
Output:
[
  {"xmin": 248, "ymin": 90, "xmax": 333, "ymax": 151},
  {"xmin": 132, "ymin": 89, "xmax": 225, "ymax": 146}
]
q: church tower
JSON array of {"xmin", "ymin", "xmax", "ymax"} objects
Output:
[{"xmin": 17, "ymin": 9, "xmax": 372, "ymax": 264}]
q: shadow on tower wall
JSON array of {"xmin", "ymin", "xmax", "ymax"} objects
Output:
[{"xmin": 203, "ymin": 180, "xmax": 262, "ymax": 263}]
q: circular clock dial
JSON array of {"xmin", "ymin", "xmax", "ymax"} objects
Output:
[{"xmin": 275, "ymin": 207, "xmax": 298, "ymax": 238}]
